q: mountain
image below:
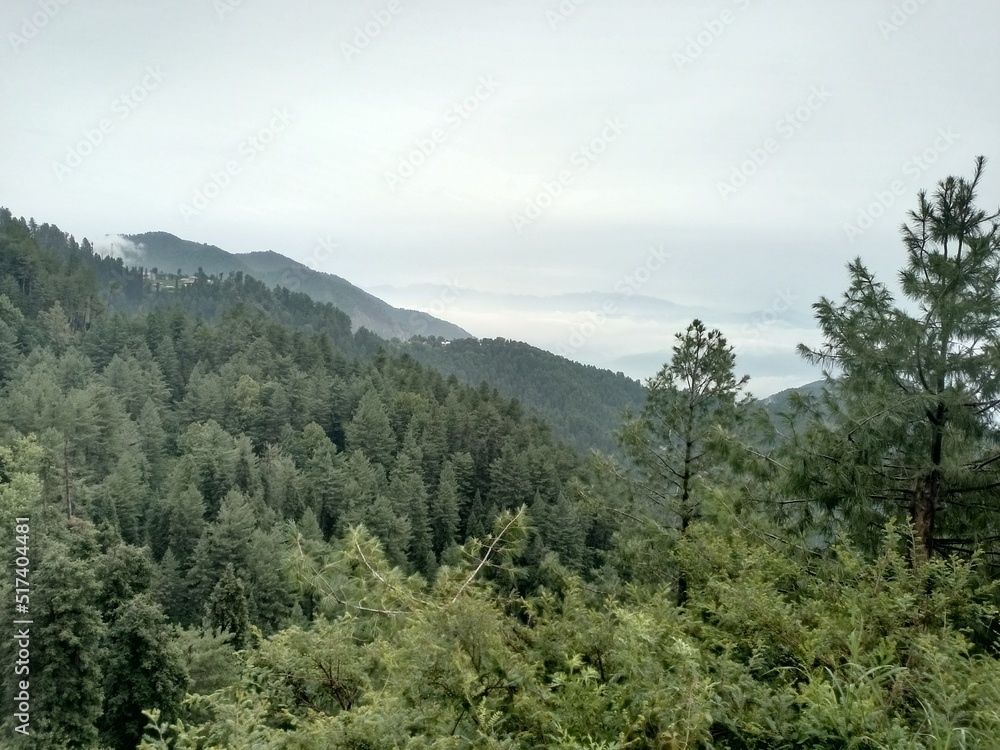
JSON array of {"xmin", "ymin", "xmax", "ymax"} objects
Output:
[
  {"xmin": 97, "ymin": 232, "xmax": 473, "ymax": 341},
  {"xmin": 369, "ymin": 282, "xmax": 821, "ymax": 396},
  {"xmin": 398, "ymin": 336, "xmax": 647, "ymax": 455},
  {"xmin": 761, "ymin": 379, "xmax": 827, "ymax": 414}
]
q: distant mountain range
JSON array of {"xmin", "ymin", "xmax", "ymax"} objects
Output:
[
  {"xmin": 97, "ymin": 232, "xmax": 472, "ymax": 342},
  {"xmin": 371, "ymin": 282, "xmax": 821, "ymax": 396},
  {"xmin": 86, "ymin": 227, "xmax": 828, "ymax": 450}
]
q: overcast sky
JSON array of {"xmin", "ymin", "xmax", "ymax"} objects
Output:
[{"xmin": 2, "ymin": 0, "xmax": 998, "ymax": 394}]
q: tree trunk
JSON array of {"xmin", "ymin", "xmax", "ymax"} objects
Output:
[
  {"xmin": 911, "ymin": 469, "xmax": 939, "ymax": 564},
  {"xmin": 677, "ymin": 512, "xmax": 689, "ymax": 607}
]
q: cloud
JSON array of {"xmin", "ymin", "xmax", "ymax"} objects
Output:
[{"xmin": 93, "ymin": 234, "xmax": 145, "ymax": 263}]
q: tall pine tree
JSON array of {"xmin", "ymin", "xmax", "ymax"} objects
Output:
[{"xmin": 794, "ymin": 157, "xmax": 1000, "ymax": 562}]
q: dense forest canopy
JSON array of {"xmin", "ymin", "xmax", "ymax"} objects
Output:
[
  {"xmin": 2, "ymin": 160, "xmax": 1000, "ymax": 748},
  {"xmin": 399, "ymin": 336, "xmax": 647, "ymax": 455}
]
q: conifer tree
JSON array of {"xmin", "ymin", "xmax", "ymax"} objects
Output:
[
  {"xmin": 165, "ymin": 484, "xmax": 206, "ymax": 571},
  {"xmin": 794, "ymin": 158, "xmax": 1000, "ymax": 562},
  {"xmin": 96, "ymin": 543, "xmax": 154, "ymax": 616},
  {"xmin": 93, "ymin": 451, "xmax": 147, "ymax": 545},
  {"xmin": 299, "ymin": 422, "xmax": 346, "ymax": 536},
  {"xmin": 389, "ymin": 432, "xmax": 433, "ymax": 571},
  {"xmin": 619, "ymin": 319, "xmax": 748, "ymax": 604},
  {"xmin": 0, "ymin": 294, "xmax": 24, "ymax": 383},
  {"xmin": 99, "ymin": 595, "xmax": 186, "ymax": 750},
  {"xmin": 465, "ymin": 489, "xmax": 493, "ymax": 540},
  {"xmin": 547, "ymin": 492, "xmax": 586, "ymax": 570},
  {"xmin": 189, "ymin": 490, "xmax": 256, "ymax": 605},
  {"xmin": 260, "ymin": 443, "xmax": 301, "ymax": 520},
  {"xmin": 345, "ymin": 388, "xmax": 397, "ymax": 469},
  {"xmin": 136, "ymin": 398, "xmax": 167, "ymax": 483},
  {"xmin": 431, "ymin": 460, "xmax": 462, "ymax": 555},
  {"xmin": 204, "ymin": 563, "xmax": 252, "ymax": 650},
  {"xmin": 488, "ymin": 442, "xmax": 533, "ymax": 512},
  {"xmin": 29, "ymin": 539, "xmax": 106, "ymax": 748},
  {"xmin": 154, "ymin": 548, "xmax": 187, "ymax": 622}
]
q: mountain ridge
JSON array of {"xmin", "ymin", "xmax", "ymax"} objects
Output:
[{"xmin": 98, "ymin": 231, "xmax": 473, "ymax": 341}]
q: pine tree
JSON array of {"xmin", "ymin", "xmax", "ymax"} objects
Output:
[
  {"xmin": 188, "ymin": 490, "xmax": 256, "ymax": 606},
  {"xmin": 547, "ymin": 492, "xmax": 586, "ymax": 570},
  {"xmin": 171, "ymin": 625, "xmax": 240, "ymax": 696},
  {"xmin": 36, "ymin": 301, "xmax": 74, "ymax": 353},
  {"xmin": 99, "ymin": 595, "xmax": 187, "ymax": 750},
  {"xmin": 204, "ymin": 563, "xmax": 252, "ymax": 650},
  {"xmin": 385, "ymin": 432, "xmax": 431, "ymax": 572},
  {"xmin": 345, "ymin": 388, "xmax": 397, "ymax": 469},
  {"xmin": 93, "ymin": 451, "xmax": 148, "ymax": 545},
  {"xmin": 619, "ymin": 319, "xmax": 748, "ymax": 604},
  {"xmin": 154, "ymin": 548, "xmax": 187, "ymax": 622},
  {"xmin": 488, "ymin": 442, "xmax": 533, "ymax": 512},
  {"xmin": 465, "ymin": 489, "xmax": 493, "ymax": 540},
  {"xmin": 431, "ymin": 460, "xmax": 462, "ymax": 555},
  {"xmin": 794, "ymin": 158, "xmax": 1000, "ymax": 562},
  {"xmin": 0, "ymin": 294, "xmax": 24, "ymax": 384},
  {"xmin": 27, "ymin": 539, "xmax": 106, "ymax": 748},
  {"xmin": 299, "ymin": 422, "xmax": 346, "ymax": 536},
  {"xmin": 360, "ymin": 494, "xmax": 412, "ymax": 569},
  {"xmin": 166, "ymin": 484, "xmax": 206, "ymax": 571},
  {"xmin": 136, "ymin": 398, "xmax": 167, "ymax": 483},
  {"xmin": 175, "ymin": 420, "xmax": 239, "ymax": 517},
  {"xmin": 153, "ymin": 334, "xmax": 182, "ymax": 399},
  {"xmin": 298, "ymin": 506, "xmax": 324, "ymax": 542},
  {"xmin": 260, "ymin": 443, "xmax": 301, "ymax": 520},
  {"xmin": 96, "ymin": 543, "xmax": 154, "ymax": 616}
]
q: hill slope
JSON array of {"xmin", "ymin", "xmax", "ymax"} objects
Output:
[
  {"xmin": 100, "ymin": 231, "xmax": 472, "ymax": 341},
  {"xmin": 399, "ymin": 336, "xmax": 647, "ymax": 454}
]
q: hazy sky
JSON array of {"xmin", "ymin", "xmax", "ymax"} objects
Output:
[{"xmin": 3, "ymin": 0, "xmax": 998, "ymax": 393}]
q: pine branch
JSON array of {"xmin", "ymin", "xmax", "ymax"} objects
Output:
[{"xmin": 451, "ymin": 507, "xmax": 525, "ymax": 604}]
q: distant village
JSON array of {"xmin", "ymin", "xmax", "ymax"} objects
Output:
[{"xmin": 142, "ymin": 268, "xmax": 215, "ymax": 291}]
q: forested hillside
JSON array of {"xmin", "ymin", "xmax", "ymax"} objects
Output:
[
  {"xmin": 0, "ymin": 209, "xmax": 612, "ymax": 749},
  {"xmin": 400, "ymin": 336, "xmax": 647, "ymax": 454},
  {"xmin": 2, "ymin": 162, "xmax": 1000, "ymax": 748},
  {"xmin": 109, "ymin": 231, "xmax": 472, "ymax": 341},
  {"xmin": 22, "ymin": 219, "xmax": 639, "ymax": 453}
]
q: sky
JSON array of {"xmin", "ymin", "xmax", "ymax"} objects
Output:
[{"xmin": 2, "ymin": 0, "xmax": 998, "ymax": 395}]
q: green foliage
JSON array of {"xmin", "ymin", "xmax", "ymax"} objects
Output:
[
  {"xmin": 138, "ymin": 514, "xmax": 1000, "ymax": 749},
  {"xmin": 100, "ymin": 594, "xmax": 187, "ymax": 750},
  {"xmin": 400, "ymin": 336, "xmax": 647, "ymax": 455},
  {"xmin": 172, "ymin": 626, "xmax": 240, "ymax": 697},
  {"xmin": 7, "ymin": 168, "xmax": 1000, "ymax": 748},
  {"xmin": 346, "ymin": 388, "xmax": 397, "ymax": 470},
  {"xmin": 21, "ymin": 533, "xmax": 106, "ymax": 748},
  {"xmin": 204, "ymin": 563, "xmax": 252, "ymax": 650},
  {"xmin": 617, "ymin": 319, "xmax": 749, "ymax": 602},
  {"xmin": 791, "ymin": 158, "xmax": 1000, "ymax": 562}
]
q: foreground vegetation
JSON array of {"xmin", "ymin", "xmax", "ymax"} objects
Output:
[{"xmin": 0, "ymin": 160, "xmax": 999, "ymax": 748}]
